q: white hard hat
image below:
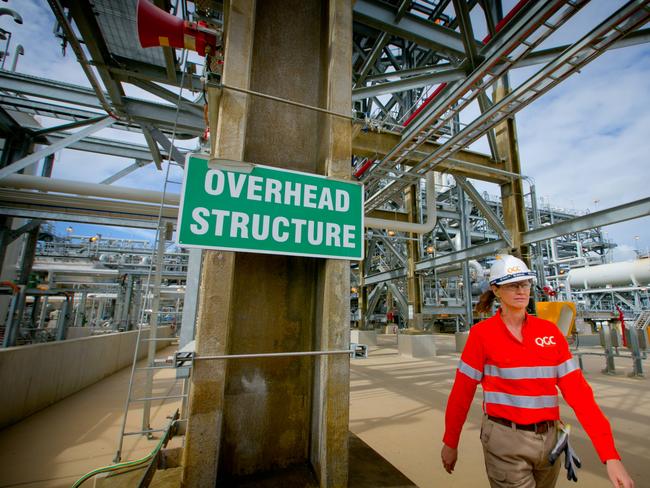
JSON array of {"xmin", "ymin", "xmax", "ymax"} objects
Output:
[{"xmin": 488, "ymin": 254, "xmax": 536, "ymax": 286}]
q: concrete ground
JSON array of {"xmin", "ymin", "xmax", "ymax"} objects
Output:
[
  {"xmin": 0, "ymin": 336, "xmax": 648, "ymax": 487},
  {"xmin": 0, "ymin": 346, "xmax": 183, "ymax": 488},
  {"xmin": 350, "ymin": 334, "xmax": 650, "ymax": 488}
]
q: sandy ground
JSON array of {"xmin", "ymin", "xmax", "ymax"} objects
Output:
[
  {"xmin": 0, "ymin": 336, "xmax": 648, "ymax": 487},
  {"xmin": 349, "ymin": 334, "xmax": 650, "ymax": 488}
]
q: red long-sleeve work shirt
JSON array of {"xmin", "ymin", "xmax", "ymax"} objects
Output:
[{"xmin": 443, "ymin": 310, "xmax": 620, "ymax": 463}]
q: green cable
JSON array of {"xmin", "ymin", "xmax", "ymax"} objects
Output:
[{"xmin": 71, "ymin": 432, "xmax": 167, "ymax": 488}]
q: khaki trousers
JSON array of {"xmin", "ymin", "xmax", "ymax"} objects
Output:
[{"xmin": 480, "ymin": 416, "xmax": 561, "ymax": 488}]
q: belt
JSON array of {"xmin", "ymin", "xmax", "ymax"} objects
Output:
[{"xmin": 487, "ymin": 415, "xmax": 554, "ymax": 434}]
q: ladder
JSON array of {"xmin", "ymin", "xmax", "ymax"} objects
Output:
[
  {"xmin": 113, "ymin": 219, "xmax": 188, "ymax": 463},
  {"xmin": 113, "ymin": 52, "xmax": 195, "ymax": 463},
  {"xmin": 364, "ymin": 0, "xmax": 650, "ymax": 212}
]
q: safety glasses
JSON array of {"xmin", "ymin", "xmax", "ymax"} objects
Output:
[{"xmin": 499, "ymin": 280, "xmax": 532, "ymax": 291}]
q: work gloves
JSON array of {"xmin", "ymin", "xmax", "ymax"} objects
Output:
[{"xmin": 549, "ymin": 423, "xmax": 582, "ymax": 482}]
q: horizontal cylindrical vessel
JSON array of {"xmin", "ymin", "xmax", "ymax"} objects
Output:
[{"xmin": 567, "ymin": 259, "xmax": 650, "ymax": 289}]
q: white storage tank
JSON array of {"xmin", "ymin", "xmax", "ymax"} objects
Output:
[{"xmin": 567, "ymin": 258, "xmax": 650, "ymax": 289}]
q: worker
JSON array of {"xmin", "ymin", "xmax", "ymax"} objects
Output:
[{"xmin": 440, "ymin": 254, "xmax": 634, "ymax": 488}]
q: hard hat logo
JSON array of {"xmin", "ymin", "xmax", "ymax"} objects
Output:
[{"xmin": 488, "ymin": 254, "xmax": 536, "ymax": 286}]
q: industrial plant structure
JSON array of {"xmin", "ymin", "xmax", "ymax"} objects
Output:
[{"xmin": 0, "ymin": 0, "xmax": 648, "ymax": 486}]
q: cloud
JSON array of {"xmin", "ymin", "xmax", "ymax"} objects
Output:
[
  {"xmin": 610, "ymin": 244, "xmax": 639, "ymax": 263},
  {"xmin": 512, "ymin": 42, "xmax": 650, "ymax": 249}
]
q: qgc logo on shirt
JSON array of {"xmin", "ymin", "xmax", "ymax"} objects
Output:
[{"xmin": 535, "ymin": 336, "xmax": 556, "ymax": 347}]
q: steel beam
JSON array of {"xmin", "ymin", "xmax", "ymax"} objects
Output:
[
  {"xmin": 0, "ymin": 72, "xmax": 204, "ymax": 136},
  {"xmin": 0, "ymin": 116, "xmax": 115, "ymax": 179},
  {"xmin": 0, "ymin": 71, "xmax": 103, "ymax": 108},
  {"xmin": 354, "ymin": 32, "xmax": 389, "ymax": 87},
  {"xmin": 521, "ymin": 197, "xmax": 650, "ymax": 245},
  {"xmin": 375, "ymin": 233, "xmax": 407, "ymax": 267},
  {"xmin": 9, "ymin": 219, "xmax": 43, "ymax": 242},
  {"xmin": 352, "ymin": 129, "xmax": 508, "ymax": 183},
  {"xmin": 388, "ymin": 282, "xmax": 408, "ymax": 318},
  {"xmin": 0, "ymin": 207, "xmax": 160, "ymax": 230},
  {"xmin": 0, "ymin": 95, "xmax": 129, "ymax": 130},
  {"xmin": 30, "ymin": 116, "xmax": 109, "ymax": 137},
  {"xmin": 145, "ymin": 125, "xmax": 188, "ymax": 164},
  {"xmin": 109, "ymin": 56, "xmax": 203, "ymax": 92},
  {"xmin": 352, "ymin": 28, "xmax": 650, "ymax": 100},
  {"xmin": 353, "ymin": 0, "xmax": 471, "ymax": 59},
  {"xmin": 416, "ymin": 239, "xmax": 506, "ymax": 270},
  {"xmin": 122, "ymin": 99, "xmax": 203, "ymax": 137},
  {"xmin": 352, "ymin": 64, "xmax": 464, "ymax": 100},
  {"xmin": 62, "ymin": 0, "xmax": 126, "ymax": 109},
  {"xmin": 454, "ymin": 175, "xmax": 512, "ymax": 246},
  {"xmin": 417, "ymin": 197, "xmax": 650, "ymax": 270},
  {"xmin": 423, "ymin": 305, "xmax": 467, "ymax": 315},
  {"xmin": 365, "ymin": 1, "xmax": 648, "ymax": 211},
  {"xmin": 452, "ymin": 0, "xmax": 480, "ymax": 69},
  {"xmin": 365, "ymin": 267, "xmax": 407, "ymax": 285},
  {"xmin": 45, "ymin": 133, "xmax": 165, "ymax": 160},
  {"xmin": 126, "ymin": 78, "xmax": 203, "ymax": 117},
  {"xmin": 142, "ymin": 126, "xmax": 164, "ymax": 170},
  {"xmin": 100, "ymin": 160, "xmax": 152, "ymax": 185},
  {"xmin": 0, "ymin": 105, "xmax": 29, "ymax": 136}
]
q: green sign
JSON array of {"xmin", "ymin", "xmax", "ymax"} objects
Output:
[{"xmin": 177, "ymin": 154, "xmax": 364, "ymax": 260}]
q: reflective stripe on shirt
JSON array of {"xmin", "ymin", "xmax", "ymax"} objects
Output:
[
  {"xmin": 484, "ymin": 391, "xmax": 559, "ymax": 409},
  {"xmin": 557, "ymin": 358, "xmax": 579, "ymax": 377},
  {"xmin": 483, "ymin": 358, "xmax": 579, "ymax": 380},
  {"xmin": 484, "ymin": 364, "xmax": 557, "ymax": 379},
  {"xmin": 458, "ymin": 360, "xmax": 483, "ymax": 381}
]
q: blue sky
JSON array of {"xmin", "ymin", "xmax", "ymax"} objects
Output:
[{"xmin": 1, "ymin": 0, "xmax": 649, "ymax": 258}]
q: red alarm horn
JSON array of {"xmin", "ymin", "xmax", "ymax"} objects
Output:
[{"xmin": 137, "ymin": 0, "xmax": 217, "ymax": 56}]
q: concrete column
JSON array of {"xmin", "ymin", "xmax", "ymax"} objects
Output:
[
  {"xmin": 310, "ymin": 1, "xmax": 352, "ymax": 483},
  {"xmin": 182, "ymin": 0, "xmax": 351, "ymax": 486},
  {"xmin": 182, "ymin": 0, "xmax": 255, "ymax": 484}
]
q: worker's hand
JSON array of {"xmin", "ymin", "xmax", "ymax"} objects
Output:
[
  {"xmin": 606, "ymin": 459, "xmax": 634, "ymax": 488},
  {"xmin": 441, "ymin": 444, "xmax": 457, "ymax": 474}
]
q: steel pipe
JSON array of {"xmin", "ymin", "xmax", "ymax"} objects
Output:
[
  {"xmin": 365, "ymin": 171, "xmax": 437, "ymax": 234},
  {"xmin": 0, "ymin": 173, "xmax": 180, "ymax": 206}
]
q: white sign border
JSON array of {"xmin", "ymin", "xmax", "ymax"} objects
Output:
[{"xmin": 176, "ymin": 153, "xmax": 365, "ymax": 261}]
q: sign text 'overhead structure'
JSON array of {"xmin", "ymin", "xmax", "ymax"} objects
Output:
[{"xmin": 177, "ymin": 155, "xmax": 364, "ymax": 260}]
